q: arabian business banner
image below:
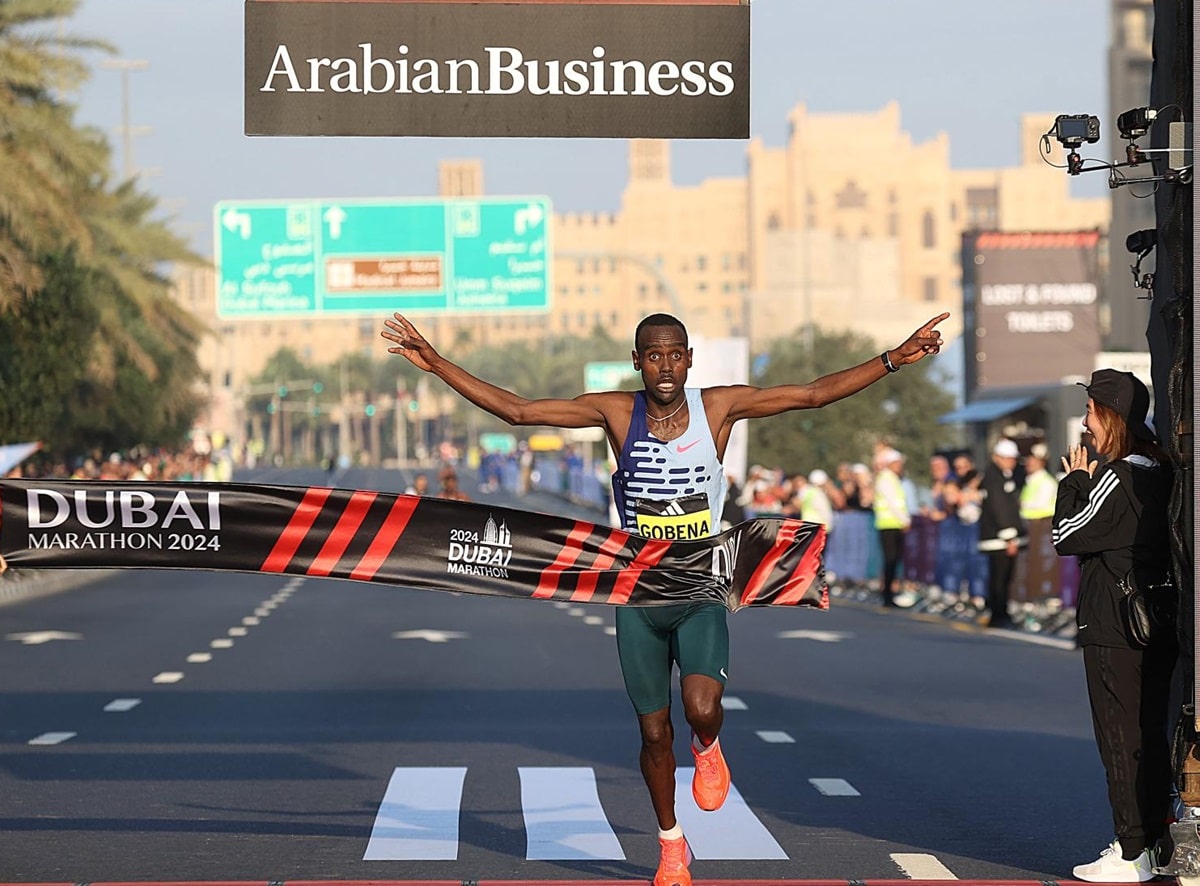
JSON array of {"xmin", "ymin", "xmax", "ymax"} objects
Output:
[
  {"xmin": 244, "ymin": 1, "xmax": 751, "ymax": 138},
  {"xmin": 0, "ymin": 481, "xmax": 824, "ymax": 612}
]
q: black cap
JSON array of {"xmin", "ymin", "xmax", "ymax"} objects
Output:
[{"xmin": 1077, "ymin": 368, "xmax": 1155, "ymax": 441}]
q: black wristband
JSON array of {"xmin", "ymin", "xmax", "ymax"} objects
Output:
[{"xmin": 881, "ymin": 351, "xmax": 899, "ymax": 373}]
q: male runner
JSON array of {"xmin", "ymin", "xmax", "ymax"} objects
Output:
[{"xmin": 381, "ymin": 310, "xmax": 947, "ymax": 886}]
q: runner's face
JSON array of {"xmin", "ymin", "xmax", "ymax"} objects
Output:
[{"xmin": 634, "ymin": 326, "xmax": 691, "ymax": 402}]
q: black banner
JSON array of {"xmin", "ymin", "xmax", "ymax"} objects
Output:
[
  {"xmin": 965, "ymin": 230, "xmax": 1102, "ymax": 389},
  {"xmin": 245, "ymin": 1, "xmax": 751, "ymax": 138},
  {"xmin": 0, "ymin": 480, "xmax": 825, "ymax": 612}
]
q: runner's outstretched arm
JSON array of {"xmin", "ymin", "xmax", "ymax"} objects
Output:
[
  {"xmin": 381, "ymin": 312, "xmax": 618, "ymax": 429},
  {"xmin": 716, "ymin": 312, "xmax": 949, "ymax": 422}
]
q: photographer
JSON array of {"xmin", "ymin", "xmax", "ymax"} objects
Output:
[{"xmin": 1051, "ymin": 369, "xmax": 1176, "ymax": 882}]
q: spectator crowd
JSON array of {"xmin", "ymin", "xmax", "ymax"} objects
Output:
[{"xmin": 723, "ymin": 439, "xmax": 1072, "ymax": 634}]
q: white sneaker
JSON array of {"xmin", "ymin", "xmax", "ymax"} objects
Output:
[{"xmin": 1072, "ymin": 839, "xmax": 1155, "ymax": 882}]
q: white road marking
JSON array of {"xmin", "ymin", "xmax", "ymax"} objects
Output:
[
  {"xmin": 103, "ymin": 698, "xmax": 141, "ymax": 712},
  {"xmin": 809, "ymin": 778, "xmax": 860, "ymax": 796},
  {"xmin": 392, "ymin": 630, "xmax": 469, "ymax": 643},
  {"xmin": 891, "ymin": 852, "xmax": 958, "ymax": 879},
  {"xmin": 211, "ymin": 639, "xmax": 234, "ymax": 649},
  {"xmin": 29, "ymin": 732, "xmax": 76, "ymax": 745},
  {"xmin": 242, "ymin": 617, "xmax": 260, "ymax": 626},
  {"xmin": 567, "ymin": 607, "xmax": 585, "ymax": 617},
  {"xmin": 721, "ymin": 696, "xmax": 748, "ymax": 710},
  {"xmin": 778, "ymin": 629, "xmax": 853, "ymax": 642},
  {"xmin": 6, "ymin": 631, "xmax": 82, "ymax": 645},
  {"xmin": 363, "ymin": 767, "xmax": 467, "ymax": 860},
  {"xmin": 520, "ymin": 767, "xmax": 624, "ymax": 860},
  {"xmin": 583, "ymin": 616, "xmax": 604, "ymax": 625},
  {"xmin": 553, "ymin": 601, "xmax": 569, "ymax": 609},
  {"xmin": 362, "ymin": 765, "xmax": 787, "ymax": 861},
  {"xmin": 187, "ymin": 653, "xmax": 212, "ymax": 663},
  {"xmin": 674, "ymin": 769, "xmax": 788, "ymax": 859},
  {"xmin": 228, "ymin": 627, "xmax": 248, "ymax": 637},
  {"xmin": 603, "ymin": 627, "xmax": 616, "ymax": 636},
  {"xmin": 254, "ymin": 607, "xmax": 271, "ymax": 617},
  {"xmin": 756, "ymin": 730, "xmax": 795, "ymax": 743},
  {"xmin": 152, "ymin": 672, "xmax": 184, "ymax": 684},
  {"xmin": 261, "ymin": 601, "xmax": 277, "ymax": 610}
]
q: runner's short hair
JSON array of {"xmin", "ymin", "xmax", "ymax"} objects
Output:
[{"xmin": 634, "ymin": 313, "xmax": 687, "ymax": 352}]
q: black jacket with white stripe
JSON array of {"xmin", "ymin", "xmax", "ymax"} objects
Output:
[{"xmin": 1051, "ymin": 455, "xmax": 1173, "ymax": 648}]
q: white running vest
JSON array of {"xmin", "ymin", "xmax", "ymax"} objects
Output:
[{"xmin": 612, "ymin": 388, "xmax": 727, "ymax": 541}]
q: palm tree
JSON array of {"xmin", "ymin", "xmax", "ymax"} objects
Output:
[
  {"xmin": 0, "ymin": 1, "xmax": 210, "ymax": 438},
  {"xmin": 0, "ymin": 0, "xmax": 110, "ymax": 307},
  {"xmin": 78, "ymin": 177, "xmax": 207, "ymax": 384}
]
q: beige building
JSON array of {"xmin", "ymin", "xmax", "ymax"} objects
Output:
[{"xmin": 182, "ymin": 101, "xmax": 1108, "ymax": 443}]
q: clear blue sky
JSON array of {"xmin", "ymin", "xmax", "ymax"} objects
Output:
[{"xmin": 66, "ymin": 0, "xmax": 1111, "ymax": 258}]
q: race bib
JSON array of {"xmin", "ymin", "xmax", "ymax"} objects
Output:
[{"xmin": 634, "ymin": 493, "xmax": 713, "ymax": 541}]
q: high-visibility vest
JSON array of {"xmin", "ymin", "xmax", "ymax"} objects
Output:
[
  {"xmin": 873, "ymin": 469, "xmax": 909, "ymax": 529},
  {"xmin": 800, "ymin": 485, "xmax": 833, "ymax": 527},
  {"xmin": 1020, "ymin": 468, "xmax": 1058, "ymax": 520}
]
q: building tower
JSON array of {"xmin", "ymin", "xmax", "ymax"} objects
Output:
[{"xmin": 1105, "ymin": 0, "xmax": 1155, "ymax": 351}]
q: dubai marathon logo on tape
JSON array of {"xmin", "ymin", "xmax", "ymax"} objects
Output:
[
  {"xmin": 23, "ymin": 486, "xmax": 223, "ymax": 552},
  {"xmin": 446, "ymin": 513, "xmax": 513, "ymax": 579}
]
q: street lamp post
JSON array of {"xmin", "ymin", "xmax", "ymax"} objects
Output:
[{"xmin": 99, "ymin": 58, "xmax": 151, "ymax": 180}]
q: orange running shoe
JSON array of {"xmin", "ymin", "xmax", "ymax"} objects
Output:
[
  {"xmin": 654, "ymin": 834, "xmax": 692, "ymax": 886},
  {"xmin": 691, "ymin": 734, "xmax": 731, "ymax": 811}
]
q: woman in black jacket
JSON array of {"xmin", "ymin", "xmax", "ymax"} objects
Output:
[{"xmin": 1052, "ymin": 368, "xmax": 1176, "ymax": 883}]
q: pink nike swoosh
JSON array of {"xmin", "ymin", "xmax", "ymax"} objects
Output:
[{"xmin": 676, "ymin": 440, "xmax": 700, "ymax": 453}]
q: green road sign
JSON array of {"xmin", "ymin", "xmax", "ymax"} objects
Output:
[
  {"xmin": 584, "ymin": 361, "xmax": 638, "ymax": 393},
  {"xmin": 215, "ymin": 196, "xmax": 551, "ymax": 318}
]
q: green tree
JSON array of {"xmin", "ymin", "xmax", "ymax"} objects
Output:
[
  {"xmin": 77, "ymin": 180, "xmax": 206, "ymax": 385},
  {"xmin": 747, "ymin": 326, "xmax": 956, "ymax": 481},
  {"xmin": 0, "ymin": 0, "xmax": 109, "ymax": 305},
  {"xmin": 0, "ymin": 1, "xmax": 206, "ymax": 455},
  {"xmin": 0, "ymin": 248, "xmax": 98, "ymax": 447}
]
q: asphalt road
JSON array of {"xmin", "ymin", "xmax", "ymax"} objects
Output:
[{"xmin": 0, "ymin": 469, "xmax": 1118, "ymax": 883}]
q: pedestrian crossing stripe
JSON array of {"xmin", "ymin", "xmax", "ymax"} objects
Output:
[
  {"xmin": 363, "ymin": 767, "xmax": 466, "ymax": 860},
  {"xmin": 363, "ymin": 766, "xmax": 788, "ymax": 862}
]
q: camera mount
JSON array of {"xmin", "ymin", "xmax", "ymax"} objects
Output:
[
  {"xmin": 1125, "ymin": 228, "xmax": 1157, "ymax": 295},
  {"xmin": 1041, "ymin": 108, "xmax": 1193, "ymax": 189}
]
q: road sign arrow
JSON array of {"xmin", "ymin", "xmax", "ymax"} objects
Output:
[
  {"xmin": 6, "ymin": 631, "xmax": 83, "ymax": 645},
  {"xmin": 777, "ymin": 629, "xmax": 852, "ymax": 643},
  {"xmin": 323, "ymin": 205, "xmax": 347, "ymax": 240},
  {"xmin": 221, "ymin": 208, "xmax": 252, "ymax": 239},
  {"xmin": 392, "ymin": 629, "xmax": 469, "ymax": 644},
  {"xmin": 514, "ymin": 202, "xmax": 544, "ymax": 235}
]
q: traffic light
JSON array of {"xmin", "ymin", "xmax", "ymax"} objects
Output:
[
  {"xmin": 267, "ymin": 402, "xmax": 277, "ymax": 414},
  {"xmin": 407, "ymin": 399, "xmax": 419, "ymax": 413},
  {"xmin": 312, "ymin": 382, "xmax": 324, "ymax": 394},
  {"xmin": 277, "ymin": 385, "xmax": 288, "ymax": 398},
  {"xmin": 365, "ymin": 403, "xmax": 376, "ymax": 417}
]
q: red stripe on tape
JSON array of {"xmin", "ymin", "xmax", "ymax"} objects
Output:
[
  {"xmin": 608, "ymin": 537, "xmax": 670, "ymax": 605},
  {"xmin": 533, "ymin": 521, "xmax": 593, "ymax": 599},
  {"xmin": 308, "ymin": 490, "xmax": 378, "ymax": 577},
  {"xmin": 261, "ymin": 487, "xmax": 333, "ymax": 573},
  {"xmin": 349, "ymin": 494, "xmax": 419, "ymax": 582},
  {"xmin": 773, "ymin": 526, "xmax": 826, "ymax": 606},
  {"xmin": 739, "ymin": 519, "xmax": 803, "ymax": 607},
  {"xmin": 570, "ymin": 527, "xmax": 627, "ymax": 603}
]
